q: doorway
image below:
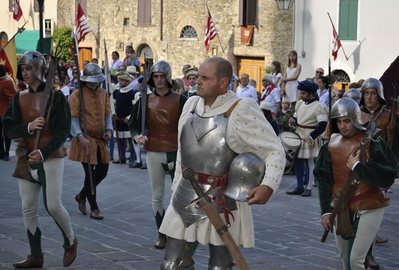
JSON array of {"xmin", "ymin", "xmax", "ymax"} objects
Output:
[{"xmin": 236, "ymin": 57, "xmax": 265, "ymax": 92}]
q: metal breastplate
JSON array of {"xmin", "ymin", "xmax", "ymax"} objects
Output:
[{"xmin": 172, "ymin": 110, "xmax": 237, "ymax": 227}]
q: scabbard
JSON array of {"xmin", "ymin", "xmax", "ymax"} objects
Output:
[{"xmin": 198, "ymin": 199, "xmax": 250, "ymax": 270}]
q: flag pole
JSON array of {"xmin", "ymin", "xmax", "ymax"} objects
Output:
[
  {"xmin": 327, "ymin": 12, "xmax": 349, "ymax": 61},
  {"xmin": 0, "ymin": 20, "xmax": 27, "ymax": 52},
  {"xmin": 206, "ymin": 4, "xmax": 225, "ymax": 53}
]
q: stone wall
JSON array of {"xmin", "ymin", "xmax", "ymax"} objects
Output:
[{"xmin": 57, "ymin": 0, "xmax": 294, "ymax": 77}]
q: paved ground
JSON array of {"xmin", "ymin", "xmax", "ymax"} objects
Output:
[{"xmin": 0, "ymin": 145, "xmax": 398, "ymax": 270}]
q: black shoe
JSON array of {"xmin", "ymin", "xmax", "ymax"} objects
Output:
[
  {"xmin": 3, "ymin": 154, "xmax": 10, "ymax": 161},
  {"xmin": 301, "ymin": 189, "xmax": 312, "ymax": 197},
  {"xmin": 112, "ymin": 159, "xmax": 126, "ymax": 164},
  {"xmin": 286, "ymin": 188, "xmax": 304, "ymax": 195},
  {"xmin": 141, "ymin": 164, "xmax": 147, "ymax": 169},
  {"xmin": 129, "ymin": 162, "xmax": 142, "ymax": 168},
  {"xmin": 154, "ymin": 233, "xmax": 166, "ymax": 249}
]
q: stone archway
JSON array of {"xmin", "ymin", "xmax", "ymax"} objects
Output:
[{"xmin": 137, "ymin": 44, "xmax": 154, "ymax": 71}]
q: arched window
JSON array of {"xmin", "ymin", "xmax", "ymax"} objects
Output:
[{"xmin": 180, "ymin": 26, "xmax": 198, "ymax": 38}]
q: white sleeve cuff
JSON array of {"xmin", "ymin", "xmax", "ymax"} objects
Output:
[
  {"xmin": 351, "ymin": 161, "xmax": 360, "ymax": 171},
  {"xmin": 38, "ymin": 150, "xmax": 44, "ymax": 162},
  {"xmin": 27, "ymin": 123, "xmax": 33, "ymax": 134}
]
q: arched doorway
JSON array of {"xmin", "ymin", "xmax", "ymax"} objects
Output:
[
  {"xmin": 137, "ymin": 44, "xmax": 154, "ymax": 71},
  {"xmin": 331, "ymin": 69, "xmax": 351, "ymax": 90}
]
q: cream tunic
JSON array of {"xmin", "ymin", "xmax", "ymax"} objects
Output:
[
  {"xmin": 294, "ymin": 100, "xmax": 328, "ymax": 158},
  {"xmin": 159, "ymin": 90, "xmax": 285, "ymax": 248}
]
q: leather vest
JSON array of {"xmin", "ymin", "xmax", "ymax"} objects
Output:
[
  {"xmin": 328, "ymin": 133, "xmax": 388, "ymax": 212},
  {"xmin": 19, "ymin": 90, "xmax": 66, "ymax": 158},
  {"xmin": 361, "ymin": 108, "xmax": 390, "ymax": 138},
  {"xmin": 145, "ymin": 91, "xmax": 180, "ymax": 152},
  {"xmin": 172, "ymin": 102, "xmax": 238, "ymax": 227}
]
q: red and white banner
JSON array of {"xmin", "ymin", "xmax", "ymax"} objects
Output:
[
  {"xmin": 204, "ymin": 9, "xmax": 217, "ymax": 53},
  {"xmin": 74, "ymin": 2, "xmax": 91, "ymax": 44},
  {"xmin": 12, "ymin": 0, "xmax": 23, "ymax": 22},
  {"xmin": 331, "ymin": 20, "xmax": 342, "ymax": 60}
]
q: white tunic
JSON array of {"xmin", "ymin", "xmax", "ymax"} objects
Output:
[
  {"xmin": 294, "ymin": 100, "xmax": 328, "ymax": 158},
  {"xmin": 159, "ymin": 90, "xmax": 285, "ymax": 248}
]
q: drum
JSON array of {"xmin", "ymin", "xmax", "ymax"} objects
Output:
[{"xmin": 278, "ymin": 131, "xmax": 301, "ymax": 174}]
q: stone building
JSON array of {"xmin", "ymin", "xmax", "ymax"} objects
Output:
[{"xmin": 57, "ymin": 0, "xmax": 294, "ymax": 91}]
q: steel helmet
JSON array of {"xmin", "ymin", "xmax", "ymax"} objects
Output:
[
  {"xmin": 360, "ymin": 78, "xmax": 385, "ymax": 105},
  {"xmin": 224, "ymin": 152, "xmax": 265, "ymax": 201},
  {"xmin": 17, "ymin": 50, "xmax": 46, "ymax": 82},
  {"xmin": 80, "ymin": 63, "xmax": 105, "ymax": 83},
  {"xmin": 343, "ymin": 88, "xmax": 362, "ymax": 105},
  {"xmin": 147, "ymin": 60, "xmax": 173, "ymax": 88},
  {"xmin": 331, "ymin": 97, "xmax": 366, "ymax": 131}
]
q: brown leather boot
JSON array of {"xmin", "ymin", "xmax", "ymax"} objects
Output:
[
  {"xmin": 13, "ymin": 255, "xmax": 44, "ymax": 269},
  {"xmin": 75, "ymin": 193, "xmax": 87, "ymax": 215},
  {"xmin": 90, "ymin": 209, "xmax": 104, "ymax": 220},
  {"xmin": 154, "ymin": 233, "xmax": 166, "ymax": 249},
  {"xmin": 365, "ymin": 255, "xmax": 380, "ymax": 270},
  {"xmin": 63, "ymin": 238, "xmax": 78, "ymax": 267}
]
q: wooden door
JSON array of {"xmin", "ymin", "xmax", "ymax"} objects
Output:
[
  {"xmin": 78, "ymin": 47, "xmax": 92, "ymax": 70},
  {"xmin": 237, "ymin": 57, "xmax": 265, "ymax": 93}
]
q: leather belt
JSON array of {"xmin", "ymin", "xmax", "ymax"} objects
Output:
[{"xmin": 297, "ymin": 123, "xmax": 317, "ymax": 129}]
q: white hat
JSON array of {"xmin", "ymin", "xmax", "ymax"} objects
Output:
[
  {"xmin": 117, "ymin": 71, "xmax": 133, "ymax": 82},
  {"xmin": 126, "ymin": 65, "xmax": 139, "ymax": 74}
]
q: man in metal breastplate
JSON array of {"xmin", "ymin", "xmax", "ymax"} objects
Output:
[
  {"xmin": 315, "ymin": 97, "xmax": 398, "ymax": 270},
  {"xmin": 159, "ymin": 57, "xmax": 285, "ymax": 270},
  {"xmin": 3, "ymin": 51, "xmax": 77, "ymax": 268}
]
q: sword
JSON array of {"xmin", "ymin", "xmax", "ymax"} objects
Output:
[{"xmin": 182, "ymin": 167, "xmax": 250, "ymax": 270}]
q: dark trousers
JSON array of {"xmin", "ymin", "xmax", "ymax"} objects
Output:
[
  {"xmin": 0, "ymin": 120, "xmax": 11, "ymax": 157},
  {"xmin": 294, "ymin": 158, "xmax": 308, "ymax": 189},
  {"xmin": 80, "ymin": 147, "xmax": 109, "ymax": 210}
]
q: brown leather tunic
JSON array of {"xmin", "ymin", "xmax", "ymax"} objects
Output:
[
  {"xmin": 68, "ymin": 86, "xmax": 111, "ymax": 164},
  {"xmin": 19, "ymin": 90, "xmax": 66, "ymax": 158},
  {"xmin": 361, "ymin": 108, "xmax": 390, "ymax": 138},
  {"xmin": 328, "ymin": 133, "xmax": 389, "ymax": 212},
  {"xmin": 144, "ymin": 91, "xmax": 181, "ymax": 152}
]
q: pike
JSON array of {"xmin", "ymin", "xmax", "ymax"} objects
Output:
[
  {"xmin": 33, "ymin": 46, "xmax": 62, "ymax": 150},
  {"xmin": 182, "ymin": 167, "xmax": 250, "ymax": 270},
  {"xmin": 139, "ymin": 56, "xmax": 150, "ymax": 136},
  {"xmin": 72, "ymin": 32, "xmax": 94, "ymax": 195},
  {"xmin": 103, "ymin": 38, "xmax": 121, "ymax": 163}
]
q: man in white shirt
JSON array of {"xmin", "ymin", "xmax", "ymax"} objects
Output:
[
  {"xmin": 159, "ymin": 57, "xmax": 285, "ymax": 269},
  {"xmin": 236, "ymin": 73, "xmax": 258, "ymax": 101}
]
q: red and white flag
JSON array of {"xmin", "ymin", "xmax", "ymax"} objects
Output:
[
  {"xmin": 12, "ymin": 0, "xmax": 23, "ymax": 22},
  {"xmin": 331, "ymin": 21, "xmax": 342, "ymax": 60},
  {"xmin": 204, "ymin": 9, "xmax": 217, "ymax": 53},
  {"xmin": 74, "ymin": 2, "xmax": 91, "ymax": 44}
]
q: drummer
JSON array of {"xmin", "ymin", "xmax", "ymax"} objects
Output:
[{"xmin": 286, "ymin": 80, "xmax": 328, "ymax": 197}]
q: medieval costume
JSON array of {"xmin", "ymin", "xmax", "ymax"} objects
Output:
[
  {"xmin": 159, "ymin": 56, "xmax": 285, "ymax": 270},
  {"xmin": 3, "ymin": 51, "xmax": 77, "ymax": 268},
  {"xmin": 69, "ymin": 63, "xmax": 113, "ymax": 220},
  {"xmin": 286, "ymin": 80, "xmax": 328, "ymax": 197},
  {"xmin": 130, "ymin": 60, "xmax": 186, "ymax": 249},
  {"xmin": 315, "ymin": 97, "xmax": 398, "ymax": 270}
]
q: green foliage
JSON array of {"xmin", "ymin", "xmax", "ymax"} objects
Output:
[{"xmin": 53, "ymin": 26, "xmax": 73, "ymax": 61}]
